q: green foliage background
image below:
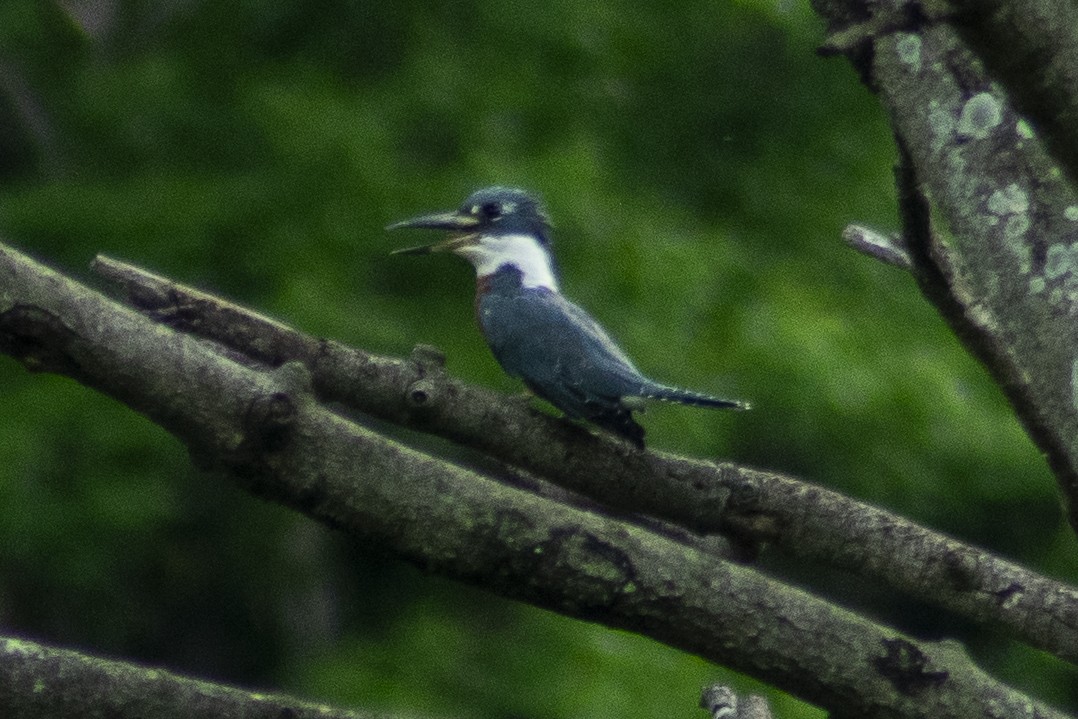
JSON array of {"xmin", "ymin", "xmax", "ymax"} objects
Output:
[{"xmin": 1, "ymin": 1, "xmax": 1075, "ymax": 716}]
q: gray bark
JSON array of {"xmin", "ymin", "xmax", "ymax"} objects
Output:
[{"xmin": 814, "ymin": 0, "xmax": 1078, "ymax": 531}]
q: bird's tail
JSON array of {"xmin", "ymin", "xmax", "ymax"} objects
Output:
[{"xmin": 643, "ymin": 384, "xmax": 751, "ymax": 411}]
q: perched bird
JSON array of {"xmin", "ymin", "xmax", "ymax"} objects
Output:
[{"xmin": 388, "ymin": 186, "xmax": 748, "ymax": 448}]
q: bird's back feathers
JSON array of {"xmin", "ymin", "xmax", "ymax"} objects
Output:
[{"xmin": 476, "ymin": 266, "xmax": 743, "ymax": 447}]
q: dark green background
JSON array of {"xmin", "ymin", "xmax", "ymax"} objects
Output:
[{"xmin": 1, "ymin": 1, "xmax": 1075, "ymax": 716}]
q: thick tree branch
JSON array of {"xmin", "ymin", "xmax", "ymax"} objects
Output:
[
  {"xmin": 813, "ymin": 1, "xmax": 1078, "ymax": 533},
  {"xmin": 91, "ymin": 254, "xmax": 1078, "ymax": 665},
  {"xmin": 949, "ymin": 0, "xmax": 1078, "ymax": 184},
  {"xmin": 0, "ymin": 634, "xmax": 388, "ymax": 719},
  {"xmin": 0, "ymin": 245, "xmax": 1070, "ymax": 717}
]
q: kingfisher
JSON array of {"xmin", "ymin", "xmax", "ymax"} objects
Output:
[{"xmin": 388, "ymin": 186, "xmax": 748, "ymax": 448}]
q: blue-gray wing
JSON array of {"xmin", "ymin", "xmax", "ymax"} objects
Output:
[{"xmin": 477, "ymin": 287, "xmax": 653, "ymax": 419}]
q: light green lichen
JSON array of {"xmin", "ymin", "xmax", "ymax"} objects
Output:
[
  {"xmin": 2, "ymin": 638, "xmax": 36, "ymax": 657},
  {"xmin": 1042, "ymin": 243, "xmax": 1078, "ymax": 308},
  {"xmin": 1005, "ymin": 215, "xmax": 1031, "ymax": 246},
  {"xmin": 928, "ymin": 100, "xmax": 956, "ymax": 153},
  {"xmin": 957, "ymin": 92, "xmax": 1002, "ymax": 140},
  {"xmin": 1065, "ymin": 205, "xmax": 1078, "ymax": 222},
  {"xmin": 1044, "ymin": 243, "xmax": 1077, "ymax": 281},
  {"xmin": 988, "ymin": 184, "xmax": 1029, "ymax": 215},
  {"xmin": 896, "ymin": 34, "xmax": 922, "ymax": 72},
  {"xmin": 987, "ymin": 184, "xmax": 1032, "ymax": 273}
]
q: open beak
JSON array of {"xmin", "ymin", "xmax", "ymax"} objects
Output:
[{"xmin": 386, "ymin": 211, "xmax": 481, "ymax": 255}]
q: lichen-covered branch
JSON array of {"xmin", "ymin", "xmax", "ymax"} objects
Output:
[
  {"xmin": 949, "ymin": 0, "xmax": 1078, "ymax": 184},
  {"xmin": 92, "ymin": 254, "xmax": 1078, "ymax": 665},
  {"xmin": 0, "ymin": 635, "xmax": 388, "ymax": 719},
  {"xmin": 0, "ymin": 245, "xmax": 1070, "ymax": 717},
  {"xmin": 813, "ymin": 1, "xmax": 1078, "ymax": 533}
]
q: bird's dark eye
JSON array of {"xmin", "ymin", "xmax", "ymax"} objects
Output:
[{"xmin": 480, "ymin": 201, "xmax": 502, "ymax": 219}]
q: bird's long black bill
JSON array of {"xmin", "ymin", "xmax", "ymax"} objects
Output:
[
  {"xmin": 386, "ymin": 211, "xmax": 481, "ymax": 256},
  {"xmin": 389, "ymin": 244, "xmax": 437, "ymax": 256},
  {"xmin": 385, "ymin": 211, "xmax": 480, "ymax": 232}
]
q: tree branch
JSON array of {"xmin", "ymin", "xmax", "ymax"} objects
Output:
[
  {"xmin": 949, "ymin": 0, "xmax": 1078, "ymax": 184},
  {"xmin": 0, "ymin": 634, "xmax": 388, "ymax": 719},
  {"xmin": 91, "ymin": 253, "xmax": 1078, "ymax": 665},
  {"xmin": 0, "ymin": 243, "xmax": 1071, "ymax": 717},
  {"xmin": 813, "ymin": 0, "xmax": 1078, "ymax": 533}
]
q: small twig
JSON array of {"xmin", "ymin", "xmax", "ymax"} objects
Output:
[
  {"xmin": 841, "ymin": 224, "xmax": 911, "ymax": 269},
  {"xmin": 701, "ymin": 684, "xmax": 738, "ymax": 719},
  {"xmin": 0, "ymin": 633, "xmax": 395, "ymax": 719},
  {"xmin": 700, "ymin": 684, "xmax": 773, "ymax": 719}
]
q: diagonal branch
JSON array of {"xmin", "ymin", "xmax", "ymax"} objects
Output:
[
  {"xmin": 813, "ymin": 1, "xmax": 1078, "ymax": 533},
  {"xmin": 0, "ymin": 242, "xmax": 1071, "ymax": 717},
  {"xmin": 0, "ymin": 634, "xmax": 390, "ymax": 719},
  {"xmin": 948, "ymin": 0, "xmax": 1078, "ymax": 184},
  {"xmin": 91, "ymin": 253, "xmax": 1078, "ymax": 665}
]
